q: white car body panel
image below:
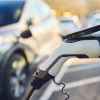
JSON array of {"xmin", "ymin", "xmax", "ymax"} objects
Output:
[{"xmin": 0, "ymin": 0, "xmax": 61, "ymax": 57}]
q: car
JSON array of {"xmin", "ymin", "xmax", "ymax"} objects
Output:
[
  {"xmin": 86, "ymin": 12, "xmax": 100, "ymax": 37},
  {"xmin": 59, "ymin": 16, "xmax": 81, "ymax": 36},
  {"xmin": 0, "ymin": 1, "xmax": 36, "ymax": 100},
  {"xmin": 0, "ymin": 0, "xmax": 61, "ymax": 100},
  {"xmin": 87, "ymin": 12, "xmax": 100, "ymax": 26}
]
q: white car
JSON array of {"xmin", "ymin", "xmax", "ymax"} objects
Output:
[
  {"xmin": 87, "ymin": 12, "xmax": 100, "ymax": 37},
  {"xmin": 0, "ymin": 0, "xmax": 61, "ymax": 100},
  {"xmin": 59, "ymin": 16, "xmax": 81, "ymax": 36}
]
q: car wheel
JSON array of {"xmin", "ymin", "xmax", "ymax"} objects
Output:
[{"xmin": 3, "ymin": 52, "xmax": 32, "ymax": 100}]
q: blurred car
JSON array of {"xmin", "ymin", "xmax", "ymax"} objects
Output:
[
  {"xmin": 0, "ymin": 1, "xmax": 36, "ymax": 100},
  {"xmin": 59, "ymin": 16, "xmax": 81, "ymax": 36},
  {"xmin": 86, "ymin": 12, "xmax": 100, "ymax": 36},
  {"xmin": 0, "ymin": 0, "xmax": 61, "ymax": 100},
  {"xmin": 87, "ymin": 12, "xmax": 100, "ymax": 26}
]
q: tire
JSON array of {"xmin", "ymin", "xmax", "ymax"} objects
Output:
[{"xmin": 3, "ymin": 52, "xmax": 32, "ymax": 100}]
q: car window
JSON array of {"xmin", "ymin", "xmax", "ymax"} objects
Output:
[{"xmin": 0, "ymin": 0, "xmax": 25, "ymax": 26}]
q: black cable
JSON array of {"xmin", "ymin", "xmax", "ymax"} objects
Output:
[
  {"xmin": 26, "ymin": 87, "xmax": 35, "ymax": 100},
  {"xmin": 62, "ymin": 25, "xmax": 100, "ymax": 40},
  {"xmin": 25, "ymin": 70, "xmax": 54, "ymax": 100}
]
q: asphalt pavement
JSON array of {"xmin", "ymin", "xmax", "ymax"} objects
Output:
[{"xmin": 31, "ymin": 63, "xmax": 100, "ymax": 100}]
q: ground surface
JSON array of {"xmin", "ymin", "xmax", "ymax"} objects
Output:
[{"xmin": 31, "ymin": 64, "xmax": 100, "ymax": 100}]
